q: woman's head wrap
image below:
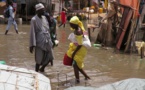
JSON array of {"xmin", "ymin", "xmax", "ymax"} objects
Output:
[{"xmin": 69, "ymin": 16, "xmax": 85, "ymax": 31}]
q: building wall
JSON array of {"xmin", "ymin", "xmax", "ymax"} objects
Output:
[
  {"xmin": 0, "ymin": 2, "xmax": 6, "ymax": 15},
  {"xmin": 16, "ymin": 0, "xmax": 37, "ymax": 15},
  {"xmin": 16, "ymin": 0, "xmax": 52, "ymax": 15}
]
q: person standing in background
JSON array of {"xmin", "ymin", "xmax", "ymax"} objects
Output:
[
  {"xmin": 5, "ymin": 1, "xmax": 18, "ymax": 35},
  {"xmin": 58, "ymin": 8, "xmax": 67, "ymax": 28}
]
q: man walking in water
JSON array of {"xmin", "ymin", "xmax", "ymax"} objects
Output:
[
  {"xmin": 29, "ymin": 3, "xmax": 54, "ymax": 72},
  {"xmin": 5, "ymin": 1, "xmax": 18, "ymax": 35}
]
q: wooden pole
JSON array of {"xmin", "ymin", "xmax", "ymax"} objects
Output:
[
  {"xmin": 130, "ymin": 0, "xmax": 141, "ymax": 53},
  {"xmin": 124, "ymin": 0, "xmax": 141, "ymax": 53},
  {"xmin": 26, "ymin": 0, "xmax": 27, "ymax": 22},
  {"xmin": 124, "ymin": 18, "xmax": 135, "ymax": 53}
]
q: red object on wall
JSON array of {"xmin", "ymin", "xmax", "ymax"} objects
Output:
[
  {"xmin": 63, "ymin": 53, "xmax": 73, "ymax": 66},
  {"xmin": 119, "ymin": 0, "xmax": 140, "ymax": 18}
]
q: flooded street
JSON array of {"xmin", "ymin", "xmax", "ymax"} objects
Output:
[{"xmin": 0, "ymin": 22, "xmax": 145, "ymax": 90}]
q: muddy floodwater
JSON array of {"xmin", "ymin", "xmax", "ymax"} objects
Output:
[{"xmin": 0, "ymin": 23, "xmax": 145, "ymax": 90}]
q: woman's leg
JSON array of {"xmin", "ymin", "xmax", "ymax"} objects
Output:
[
  {"xmin": 76, "ymin": 64, "xmax": 90, "ymax": 80},
  {"xmin": 73, "ymin": 64, "xmax": 80, "ymax": 83},
  {"xmin": 79, "ymin": 68, "xmax": 90, "ymax": 80}
]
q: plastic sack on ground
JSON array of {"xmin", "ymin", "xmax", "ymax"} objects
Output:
[
  {"xmin": 65, "ymin": 78, "xmax": 145, "ymax": 90},
  {"xmin": 65, "ymin": 86, "xmax": 95, "ymax": 90}
]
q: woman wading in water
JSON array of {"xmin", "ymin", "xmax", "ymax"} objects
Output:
[{"xmin": 66, "ymin": 16, "xmax": 90, "ymax": 83}]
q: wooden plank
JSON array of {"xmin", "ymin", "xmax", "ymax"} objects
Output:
[
  {"xmin": 124, "ymin": 18, "xmax": 136, "ymax": 52},
  {"xmin": 115, "ymin": 7, "xmax": 130, "ymax": 43},
  {"xmin": 129, "ymin": 0, "xmax": 141, "ymax": 53},
  {"xmin": 116, "ymin": 8, "xmax": 133, "ymax": 50}
]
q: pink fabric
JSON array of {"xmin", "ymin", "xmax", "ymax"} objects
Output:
[{"xmin": 61, "ymin": 11, "xmax": 66, "ymax": 24}]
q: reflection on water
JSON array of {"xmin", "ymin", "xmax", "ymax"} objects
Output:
[{"xmin": 0, "ymin": 24, "xmax": 145, "ymax": 89}]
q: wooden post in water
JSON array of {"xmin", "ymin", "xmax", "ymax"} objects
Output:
[{"xmin": 141, "ymin": 46, "xmax": 144, "ymax": 59}]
